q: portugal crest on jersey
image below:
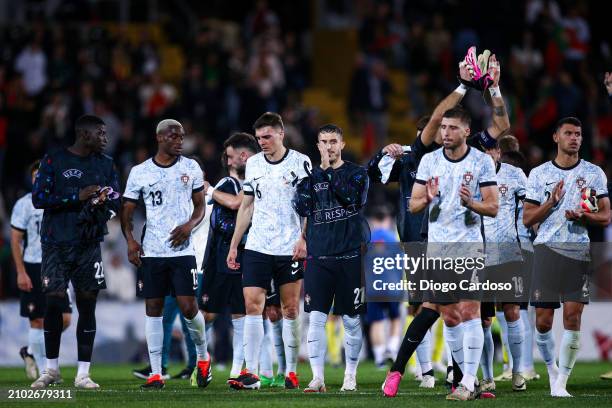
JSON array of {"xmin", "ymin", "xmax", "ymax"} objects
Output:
[
  {"xmin": 463, "ymin": 171, "xmax": 474, "ymax": 185},
  {"xmin": 576, "ymin": 176, "xmax": 586, "ymax": 189},
  {"xmin": 181, "ymin": 173, "xmax": 190, "ymax": 187},
  {"xmin": 499, "ymin": 184, "xmax": 508, "ymax": 196}
]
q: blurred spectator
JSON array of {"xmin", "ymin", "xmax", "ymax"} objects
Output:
[{"xmin": 14, "ymin": 40, "xmax": 47, "ymax": 97}]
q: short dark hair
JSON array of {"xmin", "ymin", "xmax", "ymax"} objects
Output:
[
  {"xmin": 223, "ymin": 132, "xmax": 260, "ymax": 154},
  {"xmin": 253, "ymin": 112, "xmax": 284, "ymax": 131},
  {"xmin": 500, "ymin": 150, "xmax": 527, "ymax": 171},
  {"xmin": 555, "ymin": 116, "xmax": 582, "ymax": 132},
  {"xmin": 318, "ymin": 124, "xmax": 343, "ymax": 139},
  {"xmin": 442, "ymin": 106, "xmax": 471, "ymax": 127},
  {"xmin": 29, "ymin": 159, "xmax": 41, "ymax": 175},
  {"xmin": 497, "ymin": 135, "xmax": 520, "ymax": 154},
  {"xmin": 416, "ymin": 115, "xmax": 431, "ymax": 131},
  {"xmin": 75, "ymin": 115, "xmax": 105, "ymax": 135}
]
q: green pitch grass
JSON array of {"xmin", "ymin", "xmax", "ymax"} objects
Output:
[{"xmin": 1, "ymin": 362, "xmax": 611, "ymax": 407}]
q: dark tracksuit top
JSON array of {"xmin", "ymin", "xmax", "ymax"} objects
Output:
[
  {"xmin": 294, "ymin": 161, "xmax": 369, "ymax": 257},
  {"xmin": 32, "ymin": 148, "xmax": 120, "ymax": 246}
]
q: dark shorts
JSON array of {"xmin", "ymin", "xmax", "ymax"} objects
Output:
[
  {"xmin": 422, "ymin": 266, "xmax": 485, "ymax": 305},
  {"xmin": 200, "ymin": 272, "xmax": 245, "ymax": 314},
  {"xmin": 20, "ymin": 263, "xmax": 72, "ymax": 319},
  {"xmin": 530, "ymin": 245, "xmax": 590, "ymax": 309},
  {"xmin": 138, "ymin": 256, "xmax": 198, "ymax": 299},
  {"xmin": 483, "ymin": 261, "xmax": 529, "ymax": 304},
  {"xmin": 366, "ymin": 302, "xmax": 400, "ymax": 323},
  {"xmin": 481, "ymin": 302, "xmax": 496, "ymax": 318},
  {"xmin": 242, "ymin": 250, "xmax": 304, "ymax": 291},
  {"xmin": 41, "ymin": 243, "xmax": 105, "ymax": 293},
  {"xmin": 304, "ymin": 251, "xmax": 365, "ymax": 316},
  {"xmin": 265, "ymin": 279, "xmax": 281, "ymax": 307}
]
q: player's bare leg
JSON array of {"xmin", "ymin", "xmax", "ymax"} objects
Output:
[{"xmin": 280, "ymin": 280, "xmax": 302, "ymax": 389}]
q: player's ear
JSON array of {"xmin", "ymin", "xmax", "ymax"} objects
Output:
[{"xmin": 552, "ymin": 131, "xmax": 559, "ymax": 144}]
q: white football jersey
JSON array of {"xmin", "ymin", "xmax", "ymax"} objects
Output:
[
  {"xmin": 526, "ymin": 159, "xmax": 608, "ymax": 260},
  {"xmin": 416, "ymin": 146, "xmax": 497, "ymax": 245},
  {"xmin": 483, "ymin": 163, "xmax": 526, "ymax": 265},
  {"xmin": 10, "ymin": 193, "xmax": 43, "ymax": 263},
  {"xmin": 123, "ymin": 156, "xmax": 204, "ymax": 257},
  {"xmin": 243, "ymin": 149, "xmax": 311, "ymax": 255}
]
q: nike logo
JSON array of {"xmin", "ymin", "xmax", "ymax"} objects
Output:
[
  {"xmin": 545, "ymin": 182, "xmax": 556, "ymax": 186},
  {"xmin": 288, "ymin": 345, "xmax": 298, "ymax": 349},
  {"xmin": 307, "ymin": 340, "xmax": 317, "ymax": 343},
  {"xmin": 266, "ymin": 294, "xmax": 276, "ymax": 299},
  {"xmin": 467, "ymin": 346, "xmax": 480, "ymax": 350},
  {"xmin": 291, "ymin": 269, "xmax": 299, "ymax": 275},
  {"xmin": 253, "ymin": 176, "xmax": 264, "ymax": 181},
  {"xmin": 406, "ymin": 338, "xmax": 419, "ymax": 343},
  {"xmin": 452, "ymin": 348, "xmax": 462, "ymax": 353},
  {"xmin": 83, "ymin": 329, "xmax": 97, "ymax": 333},
  {"xmin": 97, "ymin": 279, "xmax": 104, "ymax": 285},
  {"xmin": 149, "ymin": 181, "xmax": 159, "ymax": 187}
]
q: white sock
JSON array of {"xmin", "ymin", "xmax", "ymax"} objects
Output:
[
  {"xmin": 507, "ymin": 318, "xmax": 524, "ymax": 374},
  {"xmin": 496, "ymin": 311, "xmax": 512, "ymax": 371},
  {"xmin": 244, "ymin": 315, "xmax": 264, "ymax": 372},
  {"xmin": 342, "ymin": 315, "xmax": 362, "ymax": 376},
  {"xmin": 460, "ymin": 318, "xmax": 483, "ymax": 392},
  {"xmin": 205, "ymin": 320, "xmax": 214, "ymax": 350},
  {"xmin": 29, "ymin": 328, "xmax": 46, "ymax": 373},
  {"xmin": 536, "ymin": 328, "xmax": 558, "ymax": 388},
  {"xmin": 443, "ymin": 323, "xmax": 464, "ymax": 372},
  {"xmin": 481, "ymin": 325, "xmax": 494, "ymax": 381},
  {"xmin": 373, "ymin": 344, "xmax": 386, "ymax": 365},
  {"xmin": 520, "ymin": 309, "xmax": 534, "ymax": 371},
  {"xmin": 445, "ymin": 342, "xmax": 453, "ymax": 367},
  {"xmin": 389, "ymin": 335, "xmax": 401, "ymax": 359},
  {"xmin": 77, "ymin": 361, "xmax": 90, "ymax": 377},
  {"xmin": 145, "ymin": 315, "xmax": 164, "ymax": 375},
  {"xmin": 416, "ymin": 329, "xmax": 433, "ymax": 374},
  {"xmin": 46, "ymin": 358, "xmax": 58, "ymax": 371},
  {"xmin": 184, "ymin": 312, "xmax": 208, "ymax": 361},
  {"xmin": 271, "ymin": 319, "xmax": 286, "ymax": 375},
  {"xmin": 307, "ymin": 311, "xmax": 327, "ymax": 380},
  {"xmin": 230, "ymin": 317, "xmax": 245, "ymax": 377},
  {"xmin": 556, "ymin": 329, "xmax": 580, "ymax": 390},
  {"xmin": 259, "ymin": 319, "xmax": 274, "ymax": 377},
  {"xmin": 282, "ymin": 318, "xmax": 300, "ymax": 374}
]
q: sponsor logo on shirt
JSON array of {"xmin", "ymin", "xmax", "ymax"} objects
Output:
[
  {"xmin": 313, "ymin": 182, "xmax": 329, "ymax": 192},
  {"xmin": 62, "ymin": 169, "xmax": 83, "ymax": 179}
]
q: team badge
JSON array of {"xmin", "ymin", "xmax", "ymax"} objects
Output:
[
  {"xmin": 305, "ymin": 294, "xmax": 311, "ymax": 306},
  {"xmin": 43, "ymin": 277, "xmax": 49, "ymax": 287},
  {"xmin": 28, "ymin": 303, "xmax": 35, "ymax": 313},
  {"xmin": 138, "ymin": 280, "xmax": 143, "ymax": 291},
  {"xmin": 463, "ymin": 171, "xmax": 473, "ymax": 185},
  {"xmin": 576, "ymin": 176, "xmax": 586, "ymax": 189},
  {"xmin": 533, "ymin": 289, "xmax": 540, "ymax": 301},
  {"xmin": 499, "ymin": 184, "xmax": 508, "ymax": 197},
  {"xmin": 181, "ymin": 174, "xmax": 190, "ymax": 186},
  {"xmin": 201, "ymin": 294, "xmax": 209, "ymax": 305}
]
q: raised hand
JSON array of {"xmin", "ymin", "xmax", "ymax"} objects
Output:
[
  {"xmin": 382, "ymin": 143, "xmax": 404, "ymax": 159},
  {"xmin": 426, "ymin": 177, "xmax": 439, "ymax": 203}
]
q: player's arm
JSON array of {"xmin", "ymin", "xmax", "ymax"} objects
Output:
[
  {"xmin": 485, "ymin": 55, "xmax": 510, "ymax": 138},
  {"xmin": 227, "ymin": 193, "xmax": 254, "ymax": 270},
  {"xmin": 10, "ymin": 228, "xmax": 32, "ymax": 292},
  {"xmin": 31, "ymin": 155, "xmax": 99, "ymax": 209},
  {"xmin": 169, "ymin": 189, "xmax": 206, "ymax": 247},
  {"xmin": 523, "ymin": 180, "xmax": 565, "ymax": 227},
  {"xmin": 120, "ymin": 200, "xmax": 143, "ymax": 267},
  {"xmin": 327, "ymin": 167, "xmax": 369, "ymax": 208},
  {"xmin": 461, "ymin": 184, "xmax": 499, "ymax": 217},
  {"xmin": 409, "ymin": 177, "xmax": 438, "ymax": 214},
  {"xmin": 213, "ymin": 190, "xmax": 244, "ymax": 210},
  {"xmin": 420, "ymin": 84, "xmax": 468, "ymax": 146}
]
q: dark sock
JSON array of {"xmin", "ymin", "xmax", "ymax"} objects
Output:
[
  {"xmin": 76, "ymin": 292, "xmax": 98, "ymax": 362},
  {"xmin": 44, "ymin": 294, "xmax": 65, "ymax": 359},
  {"xmin": 390, "ymin": 307, "xmax": 439, "ymax": 374},
  {"xmin": 452, "ymin": 355, "xmax": 463, "ymax": 388}
]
